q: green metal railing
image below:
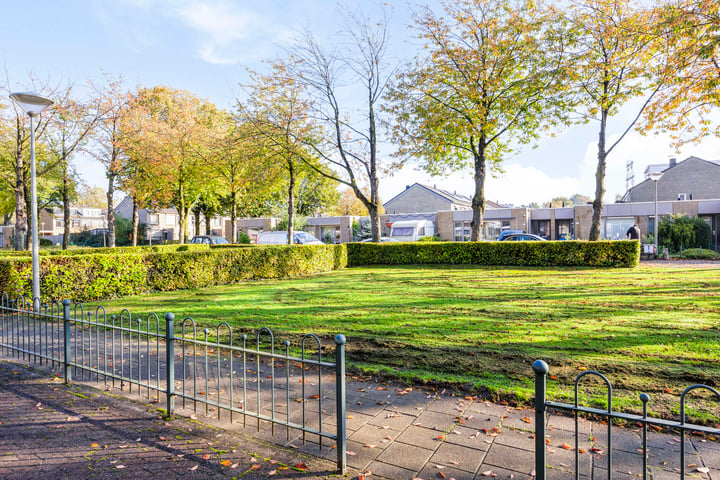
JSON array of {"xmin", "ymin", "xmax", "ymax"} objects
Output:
[
  {"xmin": 0, "ymin": 293, "xmax": 347, "ymax": 473},
  {"xmin": 533, "ymin": 359, "xmax": 720, "ymax": 480}
]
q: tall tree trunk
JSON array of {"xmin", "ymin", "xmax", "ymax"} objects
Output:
[
  {"xmin": 205, "ymin": 211, "xmax": 211, "ymax": 235},
  {"xmin": 131, "ymin": 198, "xmax": 139, "ymax": 247},
  {"xmin": 470, "ymin": 136, "xmax": 487, "ymax": 242},
  {"xmin": 368, "ymin": 90, "xmax": 381, "ymax": 242},
  {"xmin": 368, "ymin": 206, "xmax": 381, "ymax": 242},
  {"xmin": 230, "ymin": 190, "xmax": 237, "ymax": 244},
  {"xmin": 23, "ymin": 180, "xmax": 31, "ymax": 250},
  {"xmin": 106, "ymin": 173, "xmax": 116, "ymax": 248},
  {"xmin": 13, "ymin": 119, "xmax": 27, "ymax": 251},
  {"xmin": 182, "ymin": 206, "xmax": 190, "ymax": 244},
  {"xmin": 287, "ymin": 161, "xmax": 295, "ymax": 245},
  {"xmin": 590, "ymin": 106, "xmax": 609, "ymax": 241},
  {"xmin": 13, "ymin": 165, "xmax": 27, "ymax": 250},
  {"xmin": 192, "ymin": 204, "xmax": 201, "ymax": 239},
  {"xmin": 62, "ymin": 159, "xmax": 71, "ymax": 250}
]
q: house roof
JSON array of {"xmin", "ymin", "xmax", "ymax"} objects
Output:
[
  {"xmin": 623, "ymin": 156, "xmax": 720, "ymax": 201},
  {"xmin": 385, "ymin": 183, "xmax": 503, "ymax": 209}
]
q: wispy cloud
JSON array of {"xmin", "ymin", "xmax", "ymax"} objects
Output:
[{"xmin": 111, "ymin": 0, "xmax": 287, "ymax": 65}]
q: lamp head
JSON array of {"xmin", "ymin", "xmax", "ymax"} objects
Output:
[
  {"xmin": 648, "ymin": 171, "xmax": 664, "ymax": 182},
  {"xmin": 9, "ymin": 92, "xmax": 54, "ymax": 116}
]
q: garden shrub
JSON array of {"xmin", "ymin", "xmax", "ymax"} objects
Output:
[
  {"xmin": 681, "ymin": 248, "xmax": 720, "ymax": 260},
  {"xmin": 0, "ymin": 244, "xmax": 347, "ymax": 302},
  {"xmin": 0, "ymin": 244, "xmax": 209, "ymax": 257},
  {"xmin": 346, "ymin": 240, "xmax": 639, "ymax": 268},
  {"xmin": 658, "ymin": 215, "xmax": 712, "ymax": 253}
]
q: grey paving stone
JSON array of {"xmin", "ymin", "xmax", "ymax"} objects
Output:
[
  {"xmin": 348, "ymin": 423, "xmax": 397, "ymax": 447},
  {"xmin": 396, "ymin": 425, "xmax": 447, "ymax": 451},
  {"xmin": 414, "ymin": 409, "xmax": 463, "ymax": 432},
  {"xmin": 482, "ymin": 443, "xmax": 535, "ymax": 473},
  {"xmin": 364, "ymin": 460, "xmax": 416, "ymax": 480},
  {"xmin": 418, "ymin": 463, "xmax": 476, "ymax": 480},
  {"xmin": 368, "ymin": 408, "xmax": 416, "ymax": 431},
  {"xmin": 375, "ymin": 442, "xmax": 434, "ymax": 471},
  {"xmin": 493, "ymin": 427, "xmax": 536, "ymax": 452},
  {"xmin": 472, "ymin": 465, "xmax": 527, "ymax": 479},
  {"xmin": 428, "ymin": 442, "xmax": 488, "ymax": 473}
]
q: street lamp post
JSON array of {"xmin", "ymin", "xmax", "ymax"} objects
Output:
[
  {"xmin": 648, "ymin": 171, "xmax": 664, "ymax": 259},
  {"xmin": 10, "ymin": 92, "xmax": 54, "ymax": 307}
]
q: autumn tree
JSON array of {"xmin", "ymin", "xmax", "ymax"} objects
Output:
[
  {"xmin": 201, "ymin": 115, "xmax": 281, "ymax": 242},
  {"xmin": 121, "ymin": 86, "xmax": 216, "ymax": 243},
  {"xmin": 241, "ymin": 63, "xmax": 322, "ymax": 244},
  {"xmin": 1, "ymin": 78, "xmax": 60, "ymax": 250},
  {"xmin": 90, "ymin": 74, "xmax": 130, "ymax": 247},
  {"xmin": 76, "ymin": 184, "xmax": 107, "ymax": 209},
  {"xmin": 44, "ymin": 88, "xmax": 100, "ymax": 249},
  {"xmin": 330, "ymin": 187, "xmax": 370, "ymax": 216},
  {"xmin": 643, "ymin": 0, "xmax": 720, "ymax": 144},
  {"xmin": 284, "ymin": 8, "xmax": 393, "ymax": 241},
  {"xmin": 387, "ymin": 0, "xmax": 568, "ymax": 240},
  {"xmin": 565, "ymin": 0, "xmax": 662, "ymax": 240}
]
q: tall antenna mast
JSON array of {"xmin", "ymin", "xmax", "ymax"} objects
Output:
[{"xmin": 626, "ymin": 159, "xmax": 634, "ymax": 191}]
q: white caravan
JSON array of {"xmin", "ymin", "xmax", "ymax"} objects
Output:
[{"xmin": 389, "ymin": 220, "xmax": 435, "ymax": 242}]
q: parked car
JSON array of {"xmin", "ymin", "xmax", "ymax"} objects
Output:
[
  {"xmin": 496, "ymin": 229, "xmax": 526, "ymax": 241},
  {"xmin": 189, "ymin": 235, "xmax": 229, "ymax": 245},
  {"xmin": 255, "ymin": 231, "xmax": 324, "ymax": 245},
  {"xmin": 359, "ymin": 237, "xmax": 398, "ymax": 242},
  {"xmin": 499, "ymin": 233, "xmax": 547, "ymax": 241},
  {"xmin": 389, "ymin": 220, "xmax": 435, "ymax": 242}
]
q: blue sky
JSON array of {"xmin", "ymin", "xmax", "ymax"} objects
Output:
[{"xmin": 2, "ymin": 0, "xmax": 719, "ymax": 206}]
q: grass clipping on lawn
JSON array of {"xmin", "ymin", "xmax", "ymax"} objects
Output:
[{"xmin": 94, "ymin": 263, "xmax": 720, "ymax": 423}]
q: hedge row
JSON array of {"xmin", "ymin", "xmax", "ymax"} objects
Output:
[
  {"xmin": 346, "ymin": 240, "xmax": 640, "ymax": 268},
  {"xmin": 0, "ymin": 244, "xmax": 209, "ymax": 257},
  {"xmin": 0, "ymin": 244, "xmax": 347, "ymax": 302}
]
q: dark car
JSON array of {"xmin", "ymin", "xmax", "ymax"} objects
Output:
[
  {"xmin": 496, "ymin": 229, "xmax": 526, "ymax": 241},
  {"xmin": 189, "ymin": 235, "xmax": 229, "ymax": 245},
  {"xmin": 499, "ymin": 233, "xmax": 547, "ymax": 241}
]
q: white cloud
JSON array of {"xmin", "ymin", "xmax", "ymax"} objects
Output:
[{"xmin": 173, "ymin": 1, "xmax": 259, "ymax": 46}]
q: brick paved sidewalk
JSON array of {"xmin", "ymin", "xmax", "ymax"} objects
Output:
[{"xmin": 0, "ymin": 359, "xmax": 350, "ymax": 480}]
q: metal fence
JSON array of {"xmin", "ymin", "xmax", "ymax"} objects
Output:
[
  {"xmin": 0, "ymin": 293, "xmax": 347, "ymax": 473},
  {"xmin": 533, "ymin": 359, "xmax": 720, "ymax": 480}
]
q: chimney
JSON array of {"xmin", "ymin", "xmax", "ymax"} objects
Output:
[{"xmin": 669, "ymin": 157, "xmax": 677, "ymax": 167}]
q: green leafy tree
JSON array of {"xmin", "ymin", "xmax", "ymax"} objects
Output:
[
  {"xmin": 241, "ymin": 62, "xmax": 324, "ymax": 244},
  {"xmin": 565, "ymin": 0, "xmax": 663, "ymax": 240},
  {"xmin": 643, "ymin": 0, "xmax": 720, "ymax": 145},
  {"xmin": 121, "ymin": 86, "xmax": 217, "ymax": 243},
  {"xmin": 387, "ymin": 0, "xmax": 569, "ymax": 240}
]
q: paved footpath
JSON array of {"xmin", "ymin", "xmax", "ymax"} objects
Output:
[{"xmin": 2, "ymin": 357, "xmax": 720, "ymax": 479}]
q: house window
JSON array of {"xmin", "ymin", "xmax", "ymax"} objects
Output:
[
  {"xmin": 148, "ymin": 214, "xmax": 159, "ymax": 225},
  {"xmin": 531, "ymin": 220, "xmax": 550, "ymax": 239},
  {"xmin": 55, "ymin": 220, "xmax": 63, "ymax": 227},
  {"xmin": 602, "ymin": 217, "xmax": 635, "ymax": 240},
  {"xmin": 678, "ymin": 193, "xmax": 687, "ymax": 201},
  {"xmin": 454, "ymin": 221, "xmax": 470, "ymax": 241},
  {"xmin": 482, "ymin": 221, "xmax": 502, "ymax": 240}
]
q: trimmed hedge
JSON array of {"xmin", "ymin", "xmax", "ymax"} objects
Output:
[
  {"xmin": 346, "ymin": 240, "xmax": 639, "ymax": 268},
  {"xmin": 0, "ymin": 244, "xmax": 210, "ymax": 257},
  {"xmin": 0, "ymin": 244, "xmax": 347, "ymax": 302},
  {"xmin": 681, "ymin": 248, "xmax": 720, "ymax": 260}
]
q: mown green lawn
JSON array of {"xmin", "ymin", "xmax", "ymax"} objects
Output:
[{"xmin": 91, "ymin": 263, "xmax": 720, "ymax": 420}]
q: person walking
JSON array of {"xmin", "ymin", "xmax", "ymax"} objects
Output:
[{"xmin": 626, "ymin": 223, "xmax": 641, "ymax": 240}]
